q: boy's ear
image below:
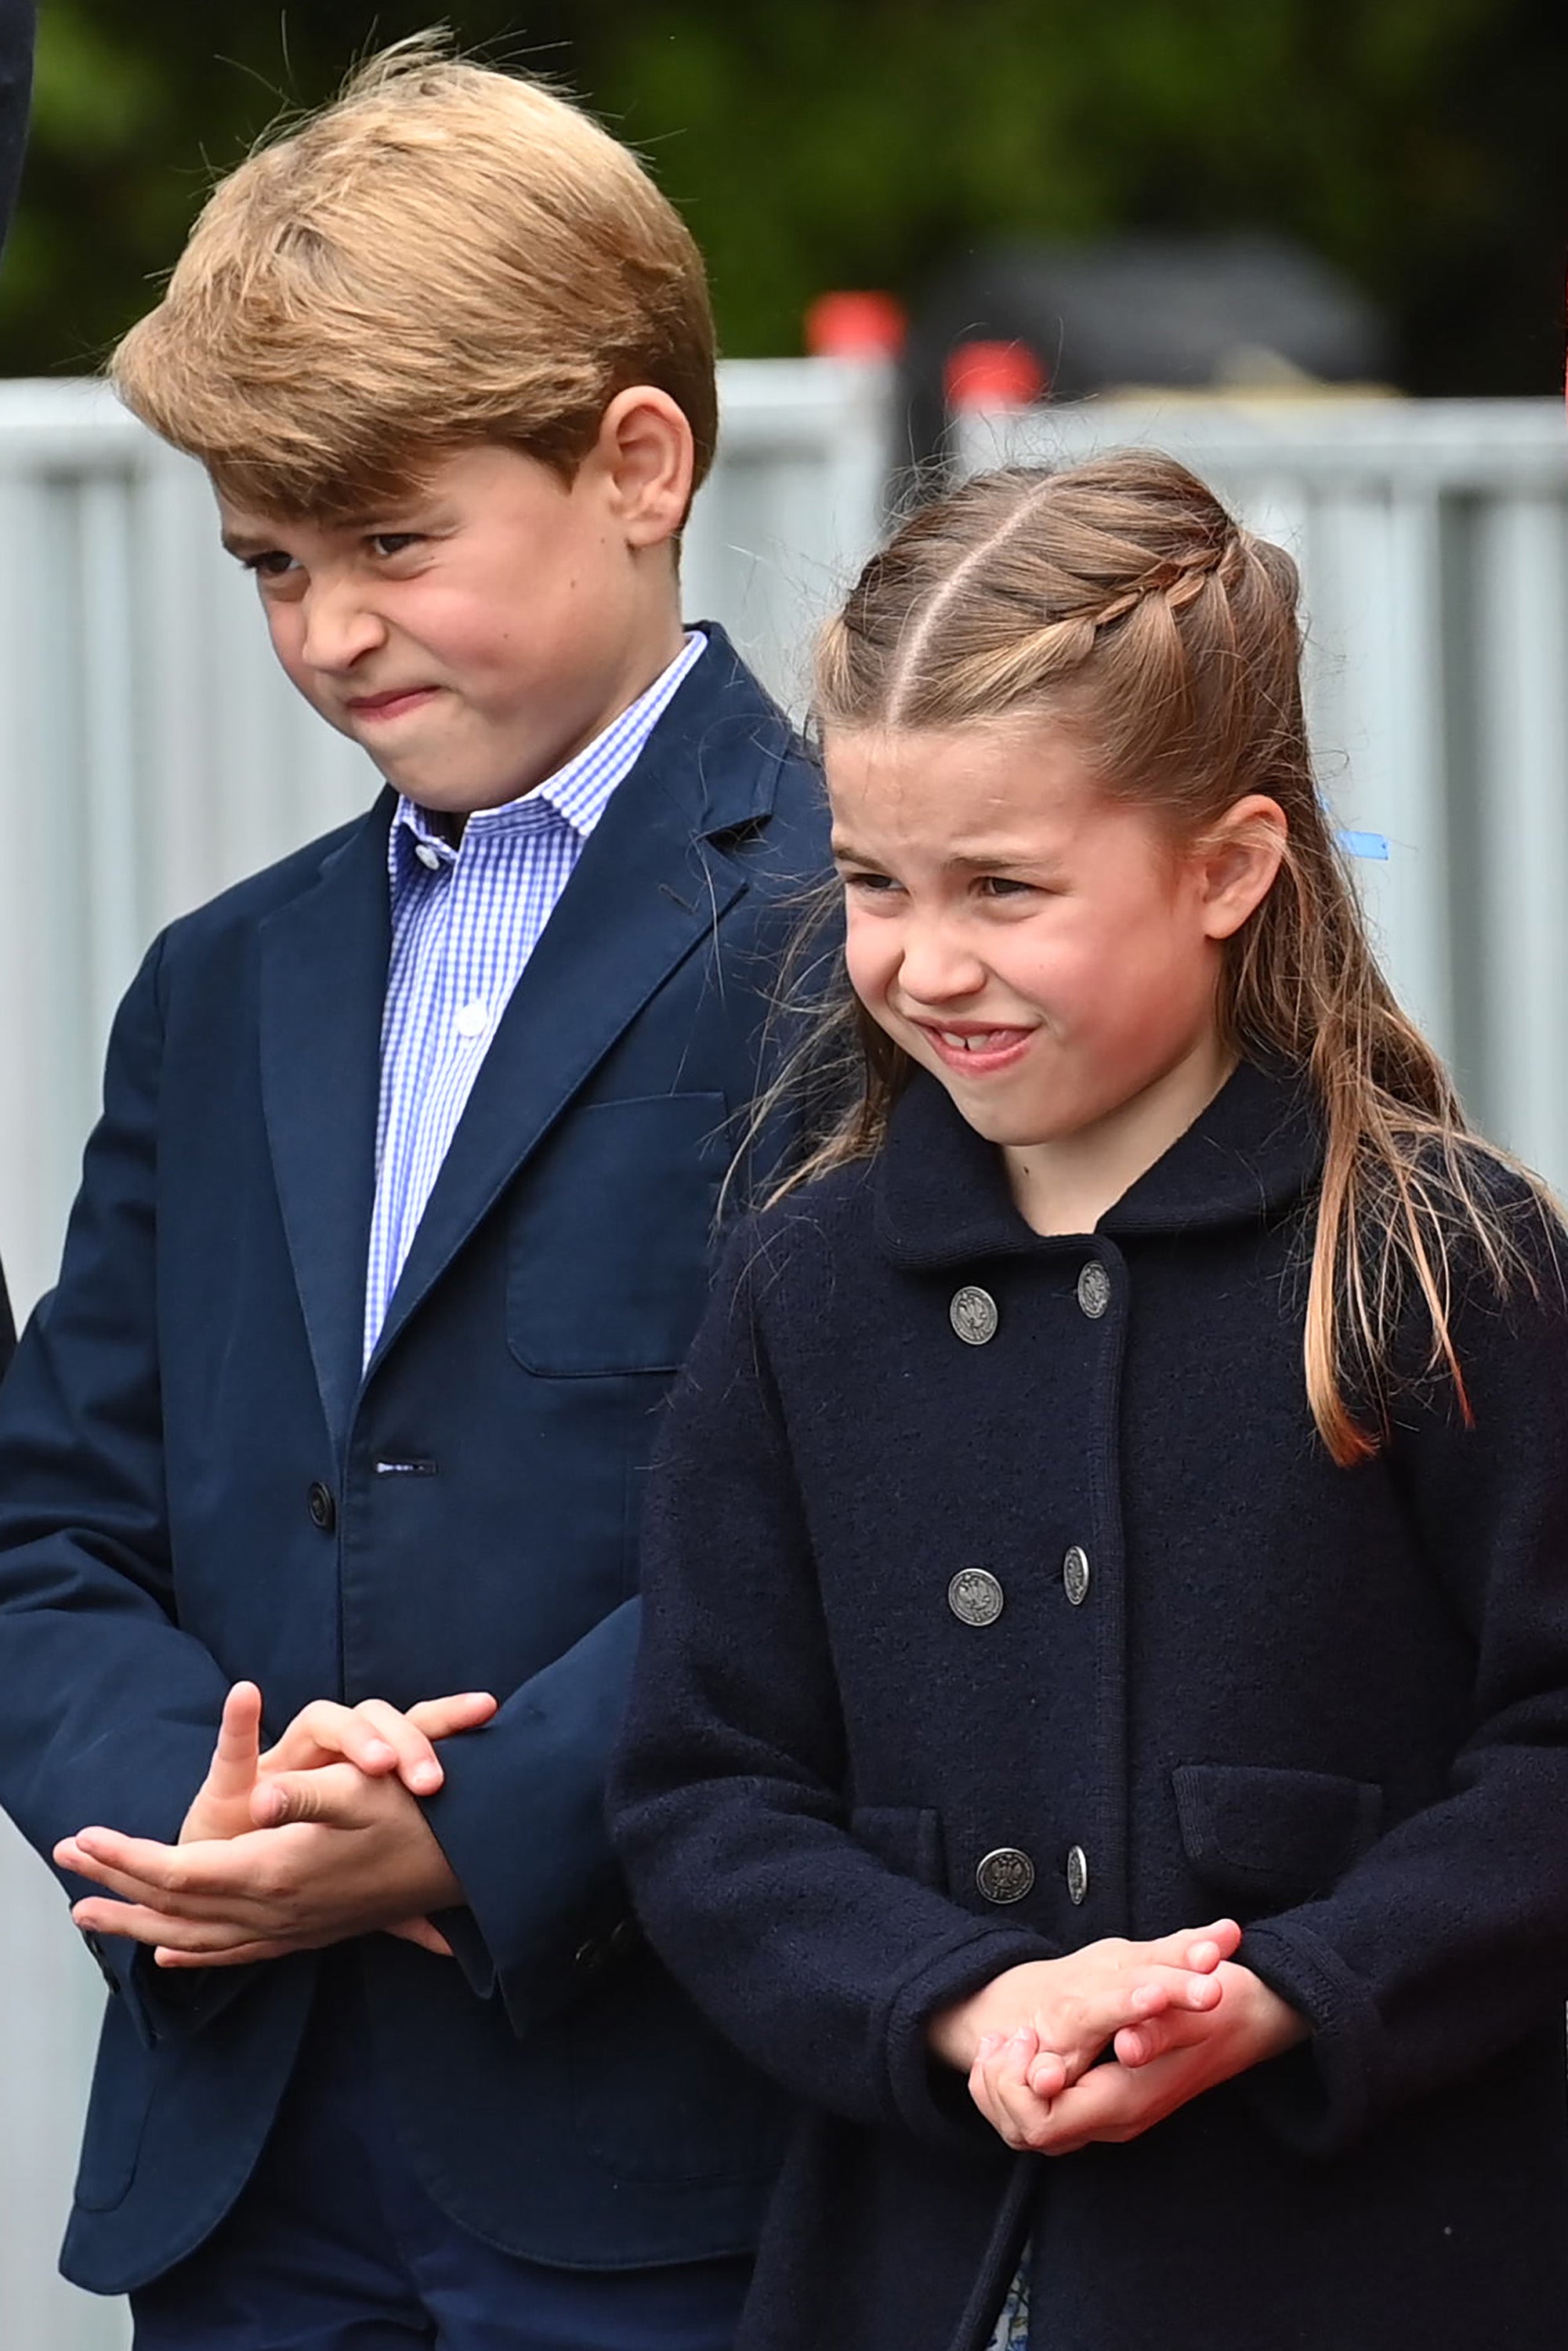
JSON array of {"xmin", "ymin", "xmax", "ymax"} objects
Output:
[{"xmin": 592, "ymin": 386, "xmax": 695, "ymax": 550}]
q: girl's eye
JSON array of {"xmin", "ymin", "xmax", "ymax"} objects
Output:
[{"xmin": 841, "ymin": 871, "xmax": 901, "ymax": 896}]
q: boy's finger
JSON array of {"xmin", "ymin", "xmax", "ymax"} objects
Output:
[
  {"xmin": 251, "ymin": 1760, "xmax": 378, "ymax": 1830},
  {"xmin": 405, "ymin": 1691, "xmax": 498, "ymax": 1741},
  {"xmin": 261, "ymin": 1699, "xmax": 400, "ymax": 1780},
  {"xmin": 386, "ymin": 1914, "xmax": 454, "ymax": 1956},
  {"xmin": 204, "ymin": 1683, "xmax": 264, "ymax": 1799},
  {"xmin": 344, "ymin": 1699, "xmax": 447, "ymax": 1794}
]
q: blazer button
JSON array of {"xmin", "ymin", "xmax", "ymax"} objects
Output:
[
  {"xmin": 1066, "ymin": 1844, "xmax": 1090, "ymax": 1905},
  {"xmin": 1076, "ymin": 1261, "xmax": 1111, "ymax": 1319},
  {"xmin": 306, "ymin": 1481, "xmax": 337, "ymax": 1533},
  {"xmin": 949, "ymin": 1285, "xmax": 999, "ymax": 1346},
  {"xmin": 948, "ymin": 1568, "xmax": 1005, "ymax": 1626},
  {"xmin": 976, "ymin": 1847, "xmax": 1035, "ymax": 1904},
  {"xmin": 1063, "ymin": 1545, "xmax": 1091, "ymax": 1607}
]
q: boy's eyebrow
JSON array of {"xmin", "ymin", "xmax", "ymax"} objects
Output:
[{"xmin": 219, "ymin": 526, "xmax": 278, "ymax": 560}]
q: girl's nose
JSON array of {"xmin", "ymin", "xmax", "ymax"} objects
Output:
[{"xmin": 894, "ymin": 923, "xmax": 989, "ymax": 1007}]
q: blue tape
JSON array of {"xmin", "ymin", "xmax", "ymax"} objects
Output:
[{"xmin": 1337, "ymin": 829, "xmax": 1389, "ymax": 861}]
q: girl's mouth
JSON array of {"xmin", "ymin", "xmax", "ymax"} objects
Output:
[{"xmin": 918, "ymin": 1024, "xmax": 1035, "ymax": 1075}]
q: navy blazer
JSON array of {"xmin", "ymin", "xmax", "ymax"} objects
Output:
[
  {"xmin": 0, "ymin": 631, "xmax": 818, "ymax": 2293},
  {"xmin": 0, "ymin": 0, "xmax": 31, "ymax": 258},
  {"xmin": 612, "ymin": 1063, "xmax": 1568, "ymax": 2351}
]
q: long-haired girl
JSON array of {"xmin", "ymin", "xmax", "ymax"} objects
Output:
[{"xmin": 610, "ymin": 453, "xmax": 1568, "ymax": 2351}]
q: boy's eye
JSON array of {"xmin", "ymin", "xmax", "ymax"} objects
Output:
[
  {"xmin": 370, "ymin": 532, "xmax": 423, "ymax": 558},
  {"xmin": 241, "ymin": 549, "xmax": 300, "ymax": 579},
  {"xmin": 977, "ymin": 875, "xmax": 1036, "ymax": 898}
]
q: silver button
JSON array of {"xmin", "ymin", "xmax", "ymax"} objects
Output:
[
  {"xmin": 1066, "ymin": 1844, "xmax": 1090, "ymax": 1905},
  {"xmin": 950, "ymin": 1284, "xmax": 999, "ymax": 1346},
  {"xmin": 1076, "ymin": 1260, "xmax": 1111, "ymax": 1320},
  {"xmin": 1063, "ymin": 1545, "xmax": 1091, "ymax": 1607},
  {"xmin": 414, "ymin": 840, "xmax": 444, "ymax": 871},
  {"xmin": 948, "ymin": 1568, "xmax": 1004, "ymax": 1627},
  {"xmin": 976, "ymin": 1847, "xmax": 1035, "ymax": 1904}
]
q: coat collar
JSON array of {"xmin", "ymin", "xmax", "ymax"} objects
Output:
[
  {"xmin": 259, "ymin": 624, "xmax": 800, "ymax": 1451},
  {"xmin": 872, "ymin": 1057, "xmax": 1323, "ymax": 1270}
]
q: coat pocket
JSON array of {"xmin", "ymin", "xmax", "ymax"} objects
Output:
[
  {"xmin": 849, "ymin": 1805, "xmax": 947, "ymax": 1890},
  {"xmin": 1171, "ymin": 1762, "xmax": 1383, "ymax": 1909},
  {"xmin": 505, "ymin": 1093, "xmax": 729, "ymax": 1378}
]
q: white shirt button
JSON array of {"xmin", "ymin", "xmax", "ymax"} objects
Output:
[
  {"xmin": 454, "ymin": 1000, "xmax": 489, "ymax": 1040},
  {"xmin": 414, "ymin": 840, "xmax": 443, "ymax": 871}
]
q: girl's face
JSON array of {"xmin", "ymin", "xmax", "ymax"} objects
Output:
[{"xmin": 827, "ymin": 719, "xmax": 1280, "ymax": 1161}]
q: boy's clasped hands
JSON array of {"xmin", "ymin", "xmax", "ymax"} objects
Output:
[
  {"xmin": 929, "ymin": 1921, "xmax": 1307, "ymax": 2154},
  {"xmin": 54, "ymin": 1680, "xmax": 494, "ymax": 1967}
]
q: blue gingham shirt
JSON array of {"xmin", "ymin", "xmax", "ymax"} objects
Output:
[{"xmin": 363, "ymin": 631, "xmax": 707, "ymax": 1360}]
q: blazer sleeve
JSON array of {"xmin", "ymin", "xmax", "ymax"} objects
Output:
[
  {"xmin": 607, "ymin": 1227, "xmax": 1056, "ymax": 2157},
  {"xmin": 0, "ymin": 0, "xmax": 34, "ymax": 261},
  {"xmin": 1240, "ymin": 1195, "xmax": 1568, "ymax": 2154},
  {"xmin": 0, "ymin": 936, "xmax": 240, "ymax": 2044}
]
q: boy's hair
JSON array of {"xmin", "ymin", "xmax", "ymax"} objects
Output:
[
  {"xmin": 110, "ymin": 35, "xmax": 717, "ymax": 520},
  {"xmin": 778, "ymin": 451, "xmax": 1555, "ymax": 1466}
]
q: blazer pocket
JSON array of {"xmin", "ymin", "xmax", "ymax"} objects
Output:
[
  {"xmin": 72, "ymin": 2020, "xmax": 165, "ymax": 2213},
  {"xmin": 849, "ymin": 1805, "xmax": 947, "ymax": 1890},
  {"xmin": 506, "ymin": 1093, "xmax": 730, "ymax": 1378},
  {"xmin": 1171, "ymin": 1762, "xmax": 1383, "ymax": 1909}
]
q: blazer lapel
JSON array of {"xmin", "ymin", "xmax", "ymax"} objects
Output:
[
  {"xmin": 259, "ymin": 796, "xmax": 395, "ymax": 1451},
  {"xmin": 365, "ymin": 629, "xmax": 791, "ymax": 1380}
]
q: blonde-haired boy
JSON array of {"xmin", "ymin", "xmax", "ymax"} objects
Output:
[{"xmin": 0, "ymin": 42, "xmax": 821, "ymax": 2349}]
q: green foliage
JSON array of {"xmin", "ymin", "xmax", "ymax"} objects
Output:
[{"xmin": 2, "ymin": 0, "xmax": 1563, "ymax": 389}]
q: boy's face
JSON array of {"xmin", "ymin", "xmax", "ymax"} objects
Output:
[{"xmin": 218, "ymin": 437, "xmax": 684, "ymax": 814}]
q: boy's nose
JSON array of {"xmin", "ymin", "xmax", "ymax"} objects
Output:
[{"xmin": 299, "ymin": 582, "xmax": 389, "ymax": 674}]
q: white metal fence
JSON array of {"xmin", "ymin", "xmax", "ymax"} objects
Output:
[{"xmin": 1, "ymin": 370, "xmax": 1566, "ymax": 2346}]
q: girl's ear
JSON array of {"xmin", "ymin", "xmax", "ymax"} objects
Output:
[{"xmin": 1196, "ymin": 795, "xmax": 1288, "ymax": 941}]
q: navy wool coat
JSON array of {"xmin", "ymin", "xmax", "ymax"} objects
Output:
[
  {"xmin": 0, "ymin": 631, "xmax": 813, "ymax": 2293},
  {"xmin": 610, "ymin": 1060, "xmax": 1568, "ymax": 2351}
]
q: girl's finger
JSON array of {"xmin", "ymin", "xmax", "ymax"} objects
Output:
[
  {"xmin": 347, "ymin": 1698, "xmax": 448, "ymax": 1794},
  {"xmin": 1027, "ymin": 2047, "xmax": 1069, "ymax": 2098},
  {"xmin": 988, "ymin": 2029, "xmax": 1054, "ymax": 2150},
  {"xmin": 1114, "ymin": 2003, "xmax": 1222, "ymax": 2070},
  {"xmin": 1146, "ymin": 1918, "xmax": 1240, "ymax": 1973}
]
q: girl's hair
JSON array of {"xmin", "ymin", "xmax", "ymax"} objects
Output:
[{"xmin": 778, "ymin": 449, "xmax": 1552, "ymax": 1466}]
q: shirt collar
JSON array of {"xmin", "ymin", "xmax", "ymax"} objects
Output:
[
  {"xmin": 872, "ymin": 1057, "xmax": 1324, "ymax": 1270},
  {"xmin": 389, "ymin": 629, "xmax": 708, "ymax": 879}
]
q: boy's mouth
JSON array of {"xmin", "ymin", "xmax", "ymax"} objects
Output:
[{"xmin": 346, "ymin": 685, "xmax": 441, "ymax": 723}]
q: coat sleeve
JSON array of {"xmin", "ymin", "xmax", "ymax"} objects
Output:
[
  {"xmin": 608, "ymin": 1226, "xmax": 1057, "ymax": 2156},
  {"xmin": 1240, "ymin": 1196, "xmax": 1568, "ymax": 2154},
  {"xmin": 0, "ymin": 937, "xmax": 247, "ymax": 2044}
]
